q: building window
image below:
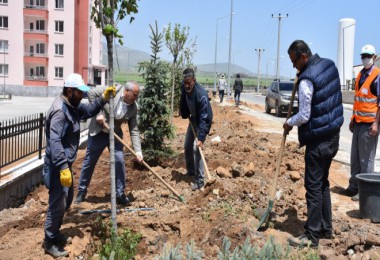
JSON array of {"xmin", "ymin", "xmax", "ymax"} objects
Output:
[
  {"xmin": 0, "ymin": 16, "xmax": 8, "ymax": 29},
  {"xmin": 36, "ymin": 0, "xmax": 45, "ymax": 7},
  {"xmin": 36, "ymin": 43, "xmax": 45, "ymax": 54},
  {"xmin": 36, "ymin": 66, "xmax": 45, "ymax": 77},
  {"xmin": 0, "ymin": 40, "xmax": 8, "ymax": 52},
  {"xmin": 55, "ymin": 21, "xmax": 64, "ymax": 33},
  {"xmin": 55, "ymin": 44, "xmax": 64, "ymax": 55},
  {"xmin": 55, "ymin": 67, "xmax": 63, "ymax": 78},
  {"xmin": 55, "ymin": 0, "xmax": 64, "ymax": 9},
  {"xmin": 36, "ymin": 20, "xmax": 45, "ymax": 31},
  {"xmin": 0, "ymin": 0, "xmax": 8, "ymax": 4},
  {"xmin": 0, "ymin": 64, "xmax": 9, "ymax": 76}
]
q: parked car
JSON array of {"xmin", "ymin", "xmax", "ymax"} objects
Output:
[{"xmin": 265, "ymin": 80, "xmax": 298, "ymax": 117}]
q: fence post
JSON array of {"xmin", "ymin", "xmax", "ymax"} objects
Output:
[{"xmin": 38, "ymin": 113, "xmax": 43, "ymax": 159}]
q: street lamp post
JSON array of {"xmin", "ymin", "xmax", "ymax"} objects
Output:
[
  {"xmin": 342, "ymin": 23, "xmax": 355, "ymax": 90},
  {"xmin": 272, "ymin": 13, "xmax": 288, "ymax": 80},
  {"xmin": 213, "ymin": 15, "xmax": 230, "ymax": 94}
]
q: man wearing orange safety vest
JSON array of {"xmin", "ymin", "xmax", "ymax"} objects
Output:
[{"xmin": 341, "ymin": 44, "xmax": 380, "ymax": 201}]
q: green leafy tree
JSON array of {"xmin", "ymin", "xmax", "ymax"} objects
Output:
[
  {"xmin": 138, "ymin": 21, "xmax": 173, "ymax": 163},
  {"xmin": 164, "ymin": 23, "xmax": 190, "ymax": 121},
  {"xmin": 90, "ymin": 0, "xmax": 139, "ymax": 232}
]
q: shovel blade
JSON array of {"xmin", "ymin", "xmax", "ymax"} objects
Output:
[{"xmin": 257, "ymin": 200, "xmax": 274, "ymax": 230}]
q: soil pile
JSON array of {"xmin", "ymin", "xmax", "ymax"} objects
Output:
[{"xmin": 1, "ymin": 100, "xmax": 380, "ymax": 259}]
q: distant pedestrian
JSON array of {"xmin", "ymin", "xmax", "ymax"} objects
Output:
[
  {"xmin": 233, "ymin": 73, "xmax": 244, "ymax": 106},
  {"xmin": 217, "ymin": 73, "xmax": 227, "ymax": 103},
  {"xmin": 42, "ymin": 73, "xmax": 115, "ymax": 258},
  {"xmin": 284, "ymin": 40, "xmax": 343, "ymax": 248},
  {"xmin": 180, "ymin": 68, "xmax": 213, "ymax": 191},
  {"xmin": 341, "ymin": 44, "xmax": 380, "ymax": 201},
  {"xmin": 75, "ymin": 81, "xmax": 143, "ymax": 205}
]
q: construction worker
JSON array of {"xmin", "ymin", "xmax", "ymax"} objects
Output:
[
  {"xmin": 75, "ymin": 81, "xmax": 143, "ymax": 205},
  {"xmin": 284, "ymin": 40, "xmax": 343, "ymax": 248},
  {"xmin": 42, "ymin": 73, "xmax": 115, "ymax": 257},
  {"xmin": 341, "ymin": 44, "xmax": 380, "ymax": 201},
  {"xmin": 180, "ymin": 68, "xmax": 213, "ymax": 190}
]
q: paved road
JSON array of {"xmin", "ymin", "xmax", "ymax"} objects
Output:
[{"xmin": 240, "ymin": 92, "xmax": 380, "ymax": 171}]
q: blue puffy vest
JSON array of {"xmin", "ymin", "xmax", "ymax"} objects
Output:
[{"xmin": 297, "ymin": 54, "xmax": 344, "ymax": 146}]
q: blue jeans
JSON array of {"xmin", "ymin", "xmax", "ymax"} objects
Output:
[
  {"xmin": 184, "ymin": 123, "xmax": 204, "ymax": 182},
  {"xmin": 42, "ymin": 161, "xmax": 73, "ymax": 243},
  {"xmin": 349, "ymin": 122, "xmax": 378, "ymax": 191},
  {"xmin": 78, "ymin": 131, "xmax": 126, "ymax": 197}
]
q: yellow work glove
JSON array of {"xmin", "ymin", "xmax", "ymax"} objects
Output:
[
  {"xmin": 60, "ymin": 168, "xmax": 72, "ymax": 187},
  {"xmin": 102, "ymin": 86, "xmax": 116, "ymax": 101}
]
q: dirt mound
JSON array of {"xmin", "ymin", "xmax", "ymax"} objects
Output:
[{"xmin": 1, "ymin": 101, "xmax": 380, "ymax": 259}]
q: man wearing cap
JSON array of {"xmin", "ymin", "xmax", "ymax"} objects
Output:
[
  {"xmin": 75, "ymin": 81, "xmax": 143, "ymax": 205},
  {"xmin": 341, "ymin": 44, "xmax": 380, "ymax": 201},
  {"xmin": 42, "ymin": 73, "xmax": 115, "ymax": 257},
  {"xmin": 180, "ymin": 68, "xmax": 213, "ymax": 190},
  {"xmin": 217, "ymin": 73, "xmax": 227, "ymax": 103}
]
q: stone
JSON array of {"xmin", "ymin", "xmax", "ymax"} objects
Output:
[
  {"xmin": 289, "ymin": 171, "xmax": 301, "ymax": 181},
  {"xmin": 216, "ymin": 166, "xmax": 232, "ymax": 178}
]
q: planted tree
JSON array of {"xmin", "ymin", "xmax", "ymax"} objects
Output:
[
  {"xmin": 90, "ymin": 0, "xmax": 138, "ymax": 232},
  {"xmin": 138, "ymin": 21, "xmax": 173, "ymax": 163},
  {"xmin": 164, "ymin": 23, "xmax": 190, "ymax": 122}
]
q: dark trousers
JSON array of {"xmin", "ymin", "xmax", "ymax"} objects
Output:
[
  {"xmin": 234, "ymin": 90, "xmax": 241, "ymax": 105},
  {"xmin": 303, "ymin": 132, "xmax": 339, "ymax": 245},
  {"xmin": 43, "ymin": 162, "xmax": 73, "ymax": 243},
  {"xmin": 219, "ymin": 90, "xmax": 225, "ymax": 103}
]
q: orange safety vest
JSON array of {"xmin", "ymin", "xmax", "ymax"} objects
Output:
[{"xmin": 352, "ymin": 67, "xmax": 380, "ymax": 123}]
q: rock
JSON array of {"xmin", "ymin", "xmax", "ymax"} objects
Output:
[
  {"xmin": 139, "ymin": 202, "xmax": 146, "ymax": 208},
  {"xmin": 366, "ymin": 233, "xmax": 380, "ymax": 246},
  {"xmin": 244, "ymin": 162, "xmax": 256, "ymax": 177},
  {"xmin": 216, "ymin": 166, "xmax": 232, "ymax": 178},
  {"xmin": 347, "ymin": 249, "xmax": 355, "ymax": 256},
  {"xmin": 212, "ymin": 189, "xmax": 219, "ymax": 196},
  {"xmin": 208, "ymin": 197, "xmax": 214, "ymax": 202},
  {"xmin": 243, "ymin": 145, "xmax": 251, "ymax": 152},
  {"xmin": 231, "ymin": 162, "xmax": 244, "ymax": 177},
  {"xmin": 289, "ymin": 171, "xmax": 301, "ymax": 181}
]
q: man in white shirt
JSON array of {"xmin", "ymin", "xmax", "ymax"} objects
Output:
[
  {"xmin": 284, "ymin": 40, "xmax": 343, "ymax": 248},
  {"xmin": 75, "ymin": 81, "xmax": 143, "ymax": 205}
]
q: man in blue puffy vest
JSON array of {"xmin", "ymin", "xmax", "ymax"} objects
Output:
[
  {"xmin": 283, "ymin": 40, "xmax": 344, "ymax": 248},
  {"xmin": 180, "ymin": 68, "xmax": 213, "ymax": 191}
]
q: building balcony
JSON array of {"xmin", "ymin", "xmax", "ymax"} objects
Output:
[
  {"xmin": 24, "ymin": 29, "xmax": 48, "ymax": 35},
  {"xmin": 24, "ymin": 1, "xmax": 48, "ymax": 10}
]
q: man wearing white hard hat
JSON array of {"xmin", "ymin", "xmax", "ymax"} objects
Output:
[
  {"xmin": 42, "ymin": 73, "xmax": 115, "ymax": 257},
  {"xmin": 341, "ymin": 44, "xmax": 380, "ymax": 201}
]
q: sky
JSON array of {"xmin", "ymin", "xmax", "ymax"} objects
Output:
[{"xmin": 118, "ymin": 0, "xmax": 380, "ymax": 79}]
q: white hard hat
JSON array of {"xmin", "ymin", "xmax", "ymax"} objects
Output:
[{"xmin": 361, "ymin": 44, "xmax": 376, "ymax": 55}]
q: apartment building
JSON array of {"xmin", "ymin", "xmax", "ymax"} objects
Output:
[{"xmin": 0, "ymin": 0, "xmax": 105, "ymax": 94}]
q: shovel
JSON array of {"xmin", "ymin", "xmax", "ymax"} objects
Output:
[
  {"xmin": 257, "ymin": 76, "xmax": 298, "ymax": 230},
  {"xmin": 104, "ymin": 124, "xmax": 185, "ymax": 203},
  {"xmin": 80, "ymin": 207, "xmax": 154, "ymax": 215},
  {"xmin": 189, "ymin": 120, "xmax": 213, "ymax": 182}
]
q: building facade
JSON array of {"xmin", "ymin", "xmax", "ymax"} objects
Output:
[{"xmin": 0, "ymin": 0, "xmax": 105, "ymax": 93}]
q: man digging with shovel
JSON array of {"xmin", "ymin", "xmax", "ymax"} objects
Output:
[
  {"xmin": 284, "ymin": 40, "xmax": 343, "ymax": 248},
  {"xmin": 180, "ymin": 68, "xmax": 213, "ymax": 191}
]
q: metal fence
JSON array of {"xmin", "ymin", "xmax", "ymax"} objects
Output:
[{"xmin": 0, "ymin": 113, "xmax": 46, "ymax": 170}]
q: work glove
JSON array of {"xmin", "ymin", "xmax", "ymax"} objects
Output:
[
  {"xmin": 102, "ymin": 86, "xmax": 116, "ymax": 101},
  {"xmin": 60, "ymin": 168, "xmax": 72, "ymax": 187}
]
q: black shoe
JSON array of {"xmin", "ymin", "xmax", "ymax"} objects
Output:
[
  {"xmin": 191, "ymin": 180, "xmax": 205, "ymax": 191},
  {"xmin": 339, "ymin": 187, "xmax": 357, "ymax": 197},
  {"xmin": 44, "ymin": 240, "xmax": 69, "ymax": 258},
  {"xmin": 75, "ymin": 191, "xmax": 87, "ymax": 204},
  {"xmin": 320, "ymin": 230, "xmax": 332, "ymax": 239},
  {"xmin": 288, "ymin": 234, "xmax": 318, "ymax": 248},
  {"xmin": 116, "ymin": 194, "xmax": 131, "ymax": 205}
]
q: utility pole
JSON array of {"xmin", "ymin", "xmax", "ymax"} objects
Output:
[
  {"xmin": 227, "ymin": 0, "xmax": 233, "ymax": 100},
  {"xmin": 272, "ymin": 13, "xmax": 288, "ymax": 80},
  {"xmin": 255, "ymin": 48, "xmax": 265, "ymax": 93}
]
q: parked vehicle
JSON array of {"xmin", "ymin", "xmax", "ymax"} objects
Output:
[{"xmin": 265, "ymin": 80, "xmax": 298, "ymax": 117}]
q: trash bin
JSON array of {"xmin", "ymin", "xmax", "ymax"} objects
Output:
[{"xmin": 356, "ymin": 173, "xmax": 380, "ymax": 222}]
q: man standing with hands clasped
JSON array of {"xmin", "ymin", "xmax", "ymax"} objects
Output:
[
  {"xmin": 42, "ymin": 73, "xmax": 115, "ymax": 257},
  {"xmin": 283, "ymin": 40, "xmax": 343, "ymax": 248},
  {"xmin": 341, "ymin": 44, "xmax": 380, "ymax": 201}
]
